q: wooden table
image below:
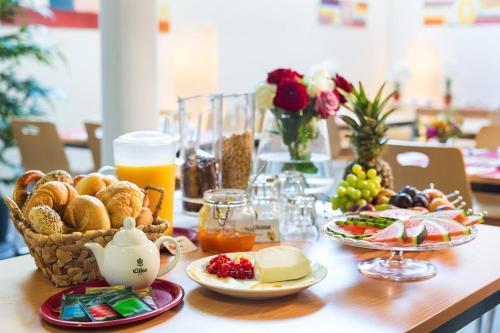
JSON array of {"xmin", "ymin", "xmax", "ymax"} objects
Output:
[{"xmin": 0, "ymin": 222, "xmax": 499, "ymax": 332}]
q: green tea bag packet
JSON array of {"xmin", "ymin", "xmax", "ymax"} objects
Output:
[
  {"xmin": 85, "ymin": 285, "xmax": 125, "ymax": 295},
  {"xmin": 133, "ymin": 287, "xmax": 159, "ymax": 310},
  {"xmin": 102, "ymin": 289, "xmax": 153, "ymax": 317},
  {"xmin": 60, "ymin": 294, "xmax": 91, "ymax": 322},
  {"xmin": 79, "ymin": 295, "xmax": 121, "ymax": 322}
]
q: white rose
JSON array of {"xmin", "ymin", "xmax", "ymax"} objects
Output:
[
  {"xmin": 305, "ymin": 70, "xmax": 334, "ymax": 98},
  {"xmin": 255, "ymin": 84, "xmax": 277, "ymax": 110}
]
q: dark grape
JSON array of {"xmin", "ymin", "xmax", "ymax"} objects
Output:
[
  {"xmin": 394, "ymin": 193, "xmax": 413, "ymax": 208},
  {"xmin": 413, "ymin": 194, "xmax": 429, "ymax": 208},
  {"xmin": 400, "ymin": 186, "xmax": 418, "ymax": 199}
]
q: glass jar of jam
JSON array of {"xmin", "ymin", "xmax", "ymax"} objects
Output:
[{"xmin": 198, "ymin": 189, "xmax": 256, "ymax": 253}]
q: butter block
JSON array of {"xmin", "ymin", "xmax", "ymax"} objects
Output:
[{"xmin": 255, "ymin": 246, "xmax": 312, "ymax": 283}]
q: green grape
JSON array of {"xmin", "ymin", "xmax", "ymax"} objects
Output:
[
  {"xmin": 356, "ymin": 199, "xmax": 367, "ymax": 206},
  {"xmin": 337, "ymin": 186, "xmax": 347, "ymax": 197},
  {"xmin": 345, "ymin": 201, "xmax": 355, "ymax": 211},
  {"xmin": 367, "ymin": 168, "xmax": 377, "ymax": 179},
  {"xmin": 346, "ymin": 174, "xmax": 357, "ymax": 185},
  {"xmin": 352, "ymin": 164, "xmax": 363, "ymax": 175},
  {"xmin": 338, "ymin": 181, "xmax": 349, "ymax": 188},
  {"xmin": 369, "ymin": 187, "xmax": 379, "ymax": 197},
  {"xmin": 362, "ymin": 189, "xmax": 371, "ymax": 200},
  {"xmin": 331, "ymin": 196, "xmax": 340, "ymax": 209},
  {"xmin": 357, "ymin": 171, "xmax": 366, "ymax": 180},
  {"xmin": 351, "ymin": 189, "xmax": 362, "ymax": 201},
  {"xmin": 375, "ymin": 176, "xmax": 382, "ymax": 184},
  {"xmin": 339, "ymin": 196, "xmax": 349, "ymax": 205},
  {"xmin": 357, "ymin": 180, "xmax": 368, "ymax": 189},
  {"xmin": 346, "ymin": 187, "xmax": 356, "ymax": 198},
  {"xmin": 366, "ymin": 181, "xmax": 376, "ymax": 191}
]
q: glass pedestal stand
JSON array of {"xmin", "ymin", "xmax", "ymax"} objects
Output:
[
  {"xmin": 358, "ymin": 250, "xmax": 436, "ymax": 282},
  {"xmin": 325, "ymin": 223, "xmax": 478, "ymax": 282}
]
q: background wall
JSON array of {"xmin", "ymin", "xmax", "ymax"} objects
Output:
[{"xmin": 1, "ymin": 0, "xmax": 500, "ymax": 132}]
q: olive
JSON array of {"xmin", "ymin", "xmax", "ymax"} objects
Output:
[
  {"xmin": 413, "ymin": 194, "xmax": 429, "ymax": 208},
  {"xmin": 400, "ymin": 186, "xmax": 418, "ymax": 199},
  {"xmin": 394, "ymin": 193, "xmax": 413, "ymax": 208}
]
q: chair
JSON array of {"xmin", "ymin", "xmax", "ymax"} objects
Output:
[
  {"xmin": 475, "ymin": 125, "xmax": 500, "ymax": 150},
  {"xmin": 383, "ymin": 140, "xmax": 473, "ymax": 208},
  {"xmin": 326, "ymin": 117, "xmax": 353, "ymax": 160},
  {"xmin": 11, "ymin": 118, "xmax": 70, "ymax": 173},
  {"xmin": 84, "ymin": 122, "xmax": 102, "ymax": 171}
]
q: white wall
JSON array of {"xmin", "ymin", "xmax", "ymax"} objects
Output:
[
  {"xmin": 387, "ymin": 0, "xmax": 500, "ymax": 108},
  {"xmin": 0, "ymin": 0, "xmax": 391, "ymax": 132}
]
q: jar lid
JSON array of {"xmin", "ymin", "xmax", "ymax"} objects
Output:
[
  {"xmin": 111, "ymin": 218, "xmax": 149, "ymax": 247},
  {"xmin": 203, "ymin": 189, "xmax": 248, "ymax": 207}
]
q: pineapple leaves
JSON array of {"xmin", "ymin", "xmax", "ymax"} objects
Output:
[{"xmin": 340, "ymin": 115, "xmax": 360, "ymax": 131}]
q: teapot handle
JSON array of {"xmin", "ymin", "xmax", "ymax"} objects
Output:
[{"xmin": 155, "ymin": 236, "xmax": 181, "ymax": 277}]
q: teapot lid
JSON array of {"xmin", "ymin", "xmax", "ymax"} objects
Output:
[{"xmin": 111, "ymin": 218, "xmax": 149, "ymax": 247}]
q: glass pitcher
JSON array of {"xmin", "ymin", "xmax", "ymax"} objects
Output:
[{"xmin": 113, "ymin": 131, "xmax": 178, "ymax": 235}]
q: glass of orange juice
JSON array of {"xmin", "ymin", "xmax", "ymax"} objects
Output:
[{"xmin": 113, "ymin": 131, "xmax": 178, "ymax": 235}]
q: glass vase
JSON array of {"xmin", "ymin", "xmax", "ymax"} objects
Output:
[{"xmin": 256, "ymin": 109, "xmax": 335, "ymax": 194}]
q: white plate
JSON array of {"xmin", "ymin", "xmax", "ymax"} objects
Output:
[{"xmin": 185, "ymin": 252, "xmax": 328, "ymax": 299}]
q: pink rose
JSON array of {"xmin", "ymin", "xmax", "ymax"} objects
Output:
[{"xmin": 314, "ymin": 90, "xmax": 340, "ymax": 119}]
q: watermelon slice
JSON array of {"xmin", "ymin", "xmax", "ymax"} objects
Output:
[
  {"xmin": 375, "ymin": 208, "xmax": 424, "ymax": 221},
  {"xmin": 427, "ymin": 217, "xmax": 470, "ymax": 237},
  {"xmin": 403, "ymin": 219, "xmax": 427, "ymax": 245},
  {"xmin": 422, "ymin": 209, "xmax": 466, "ymax": 223},
  {"xmin": 326, "ymin": 223, "xmax": 374, "ymax": 240},
  {"xmin": 420, "ymin": 219, "xmax": 451, "ymax": 242},
  {"xmin": 366, "ymin": 222, "xmax": 406, "ymax": 243},
  {"xmin": 463, "ymin": 215, "xmax": 484, "ymax": 226}
]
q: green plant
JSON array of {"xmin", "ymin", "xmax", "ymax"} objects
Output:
[{"xmin": 0, "ymin": 0, "xmax": 60, "ymax": 183}]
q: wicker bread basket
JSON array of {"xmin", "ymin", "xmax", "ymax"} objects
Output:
[{"xmin": 3, "ymin": 195, "xmax": 169, "ymax": 287}]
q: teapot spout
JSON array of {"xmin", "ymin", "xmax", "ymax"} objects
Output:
[{"xmin": 85, "ymin": 242, "xmax": 105, "ymax": 269}]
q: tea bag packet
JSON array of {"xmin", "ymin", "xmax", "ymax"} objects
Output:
[
  {"xmin": 102, "ymin": 289, "xmax": 152, "ymax": 317},
  {"xmin": 85, "ymin": 285, "xmax": 125, "ymax": 295},
  {"xmin": 133, "ymin": 287, "xmax": 159, "ymax": 309},
  {"xmin": 60, "ymin": 294, "xmax": 91, "ymax": 322},
  {"xmin": 79, "ymin": 295, "xmax": 121, "ymax": 322}
]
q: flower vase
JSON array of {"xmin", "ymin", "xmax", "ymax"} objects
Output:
[{"xmin": 256, "ymin": 109, "xmax": 335, "ymax": 194}]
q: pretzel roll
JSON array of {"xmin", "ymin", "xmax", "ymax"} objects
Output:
[
  {"xmin": 63, "ymin": 195, "xmax": 111, "ymax": 232},
  {"xmin": 22, "ymin": 181, "xmax": 78, "ymax": 218},
  {"xmin": 12, "ymin": 170, "xmax": 45, "ymax": 208},
  {"xmin": 75, "ymin": 173, "xmax": 118, "ymax": 196},
  {"xmin": 96, "ymin": 181, "xmax": 144, "ymax": 228}
]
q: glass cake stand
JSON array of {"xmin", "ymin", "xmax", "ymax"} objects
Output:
[{"xmin": 324, "ymin": 223, "xmax": 477, "ymax": 282}]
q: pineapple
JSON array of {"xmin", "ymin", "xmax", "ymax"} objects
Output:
[{"xmin": 340, "ymin": 83, "xmax": 396, "ymax": 189}]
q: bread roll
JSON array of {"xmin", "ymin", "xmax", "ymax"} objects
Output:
[
  {"xmin": 32, "ymin": 170, "xmax": 72, "ymax": 193},
  {"xmin": 96, "ymin": 181, "xmax": 144, "ymax": 228},
  {"xmin": 63, "ymin": 195, "xmax": 111, "ymax": 232},
  {"xmin": 75, "ymin": 173, "xmax": 118, "ymax": 196},
  {"xmin": 136, "ymin": 207, "xmax": 154, "ymax": 226},
  {"xmin": 29, "ymin": 205, "xmax": 63, "ymax": 235},
  {"xmin": 22, "ymin": 181, "xmax": 78, "ymax": 218},
  {"xmin": 13, "ymin": 170, "xmax": 45, "ymax": 208}
]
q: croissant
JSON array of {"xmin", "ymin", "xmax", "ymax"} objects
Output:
[
  {"xmin": 22, "ymin": 181, "xmax": 78, "ymax": 218},
  {"xmin": 32, "ymin": 170, "xmax": 72, "ymax": 193},
  {"xmin": 96, "ymin": 181, "xmax": 144, "ymax": 228},
  {"xmin": 75, "ymin": 173, "xmax": 118, "ymax": 196},
  {"xmin": 13, "ymin": 170, "xmax": 45, "ymax": 208}
]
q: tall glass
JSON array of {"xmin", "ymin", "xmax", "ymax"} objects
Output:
[{"xmin": 114, "ymin": 131, "xmax": 178, "ymax": 235}]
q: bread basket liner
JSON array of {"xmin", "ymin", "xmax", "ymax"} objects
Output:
[{"xmin": 3, "ymin": 196, "xmax": 169, "ymax": 287}]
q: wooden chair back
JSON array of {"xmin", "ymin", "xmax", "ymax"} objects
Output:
[
  {"xmin": 84, "ymin": 122, "xmax": 101, "ymax": 171},
  {"xmin": 11, "ymin": 118, "xmax": 70, "ymax": 173},
  {"xmin": 475, "ymin": 125, "xmax": 500, "ymax": 150},
  {"xmin": 383, "ymin": 140, "xmax": 473, "ymax": 208}
]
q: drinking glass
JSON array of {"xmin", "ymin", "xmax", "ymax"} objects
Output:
[{"xmin": 281, "ymin": 194, "xmax": 319, "ymax": 242}]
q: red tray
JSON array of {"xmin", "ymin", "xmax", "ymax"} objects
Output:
[{"xmin": 40, "ymin": 279, "xmax": 184, "ymax": 328}]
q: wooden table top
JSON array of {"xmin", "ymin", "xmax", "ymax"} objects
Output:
[{"xmin": 0, "ymin": 223, "xmax": 499, "ymax": 333}]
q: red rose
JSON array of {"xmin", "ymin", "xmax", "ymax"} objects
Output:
[
  {"xmin": 274, "ymin": 79, "xmax": 308, "ymax": 112},
  {"xmin": 267, "ymin": 68, "xmax": 304, "ymax": 85},
  {"xmin": 315, "ymin": 90, "xmax": 340, "ymax": 119},
  {"xmin": 333, "ymin": 74, "xmax": 352, "ymax": 104}
]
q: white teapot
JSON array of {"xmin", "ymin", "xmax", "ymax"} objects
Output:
[{"xmin": 85, "ymin": 217, "xmax": 180, "ymax": 289}]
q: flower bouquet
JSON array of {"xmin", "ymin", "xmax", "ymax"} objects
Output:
[
  {"xmin": 255, "ymin": 68, "xmax": 349, "ymax": 173},
  {"xmin": 425, "ymin": 115, "xmax": 461, "ymax": 144}
]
